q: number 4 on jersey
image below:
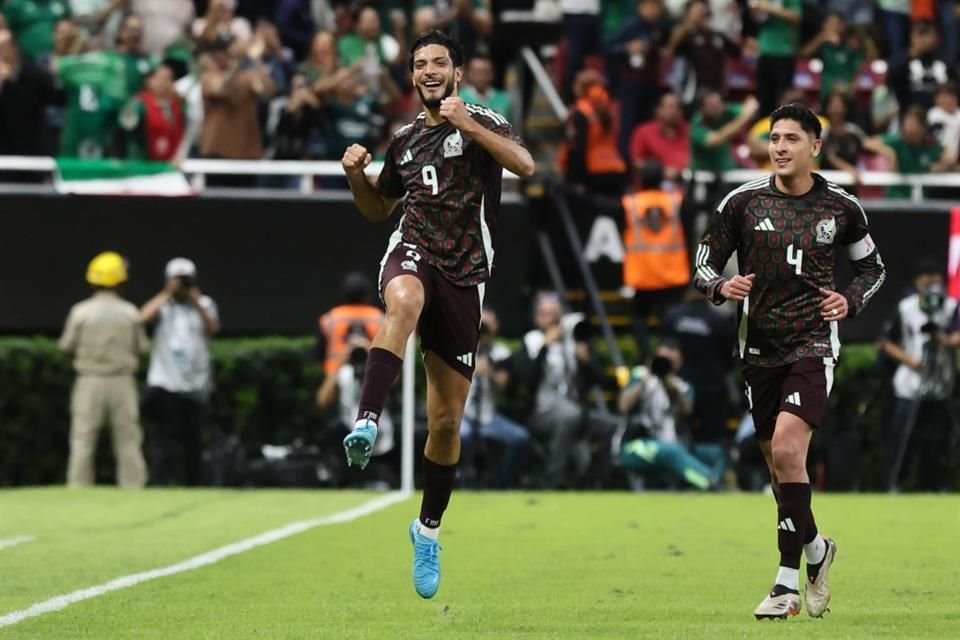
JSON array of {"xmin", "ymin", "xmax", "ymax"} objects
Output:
[{"xmin": 787, "ymin": 244, "xmax": 803, "ymax": 275}]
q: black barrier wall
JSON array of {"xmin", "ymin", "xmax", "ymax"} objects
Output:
[
  {"xmin": 0, "ymin": 192, "xmax": 950, "ymax": 342},
  {"xmin": 0, "ymin": 193, "xmax": 536, "ymax": 337}
]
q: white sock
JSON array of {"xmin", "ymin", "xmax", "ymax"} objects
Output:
[
  {"xmin": 774, "ymin": 566, "xmax": 799, "ymax": 591},
  {"xmin": 804, "ymin": 535, "xmax": 826, "ymax": 566},
  {"xmin": 417, "ymin": 522, "xmax": 439, "ymax": 540}
]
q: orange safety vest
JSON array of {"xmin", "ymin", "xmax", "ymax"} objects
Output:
[
  {"xmin": 558, "ymin": 98, "xmax": 628, "ymax": 175},
  {"xmin": 319, "ymin": 304, "xmax": 384, "ymax": 374},
  {"xmin": 622, "ymin": 190, "xmax": 691, "ymax": 291}
]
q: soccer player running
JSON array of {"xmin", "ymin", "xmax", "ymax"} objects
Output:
[
  {"xmin": 694, "ymin": 104, "xmax": 885, "ymax": 619},
  {"xmin": 339, "ymin": 30, "xmax": 534, "ymax": 599}
]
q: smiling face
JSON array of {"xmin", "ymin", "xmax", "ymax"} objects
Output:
[
  {"xmin": 769, "ymin": 118, "xmax": 820, "ymax": 179},
  {"xmin": 411, "ymin": 43, "xmax": 462, "ymax": 110}
]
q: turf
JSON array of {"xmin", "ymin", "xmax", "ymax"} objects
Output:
[{"xmin": 0, "ymin": 489, "xmax": 957, "ymax": 639}]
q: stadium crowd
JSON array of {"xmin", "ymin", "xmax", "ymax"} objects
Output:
[{"xmin": 0, "ymin": 0, "xmax": 956, "ymax": 188}]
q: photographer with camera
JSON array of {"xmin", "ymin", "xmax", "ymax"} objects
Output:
[
  {"xmin": 521, "ymin": 292, "xmax": 605, "ymax": 489},
  {"xmin": 880, "ymin": 259, "xmax": 960, "ymax": 491},
  {"xmin": 460, "ymin": 309, "xmax": 530, "ymax": 489},
  {"xmin": 316, "ymin": 325, "xmax": 395, "ymax": 485},
  {"xmin": 140, "ymin": 257, "xmax": 220, "ymax": 486},
  {"xmin": 614, "ymin": 340, "xmax": 725, "ymax": 490}
]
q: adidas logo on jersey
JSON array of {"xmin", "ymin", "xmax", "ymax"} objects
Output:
[
  {"xmin": 785, "ymin": 392, "xmax": 801, "ymax": 407},
  {"xmin": 456, "ymin": 353, "xmax": 474, "ymax": 367},
  {"xmin": 778, "ymin": 517, "xmax": 796, "ymax": 532},
  {"xmin": 401, "ymin": 149, "xmax": 414, "ymax": 165},
  {"xmin": 754, "ymin": 218, "xmax": 775, "ymax": 231}
]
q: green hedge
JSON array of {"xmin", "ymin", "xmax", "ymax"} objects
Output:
[
  {"xmin": 0, "ymin": 336, "xmax": 891, "ymax": 487},
  {"xmin": 0, "ymin": 336, "xmax": 325, "ymax": 486}
]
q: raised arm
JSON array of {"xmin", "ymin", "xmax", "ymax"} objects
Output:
[
  {"xmin": 440, "ymin": 97, "xmax": 535, "ymax": 177},
  {"xmin": 341, "ymin": 144, "xmax": 402, "ymax": 222}
]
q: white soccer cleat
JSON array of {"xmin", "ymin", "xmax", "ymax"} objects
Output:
[
  {"xmin": 754, "ymin": 589, "xmax": 801, "ymax": 620},
  {"xmin": 806, "ymin": 537, "xmax": 837, "ymax": 618}
]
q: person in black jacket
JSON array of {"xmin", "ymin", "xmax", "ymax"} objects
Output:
[{"xmin": 0, "ymin": 28, "xmax": 60, "ymax": 165}]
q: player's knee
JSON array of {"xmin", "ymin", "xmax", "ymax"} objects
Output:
[
  {"xmin": 433, "ymin": 413, "xmax": 461, "ymax": 436},
  {"xmin": 386, "ymin": 286, "xmax": 424, "ymax": 326},
  {"xmin": 770, "ymin": 439, "xmax": 804, "ymax": 475}
]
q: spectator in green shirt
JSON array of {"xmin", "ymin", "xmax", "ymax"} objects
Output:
[
  {"xmin": 690, "ymin": 91, "xmax": 759, "ymax": 172},
  {"xmin": 459, "ymin": 54, "xmax": 511, "ymax": 120},
  {"xmin": 864, "ymin": 106, "xmax": 955, "ymax": 198},
  {"xmin": 750, "ymin": 0, "xmax": 802, "ymax": 115},
  {"xmin": 2, "ymin": 0, "xmax": 71, "ymax": 61},
  {"xmin": 336, "ymin": 4, "xmax": 397, "ymax": 68},
  {"xmin": 55, "ymin": 47, "xmax": 129, "ymax": 157},
  {"xmin": 799, "ymin": 11, "xmax": 864, "ymax": 104}
]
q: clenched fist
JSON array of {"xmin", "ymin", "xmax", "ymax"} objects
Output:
[
  {"xmin": 720, "ymin": 273, "xmax": 755, "ymax": 302},
  {"xmin": 439, "ymin": 96, "xmax": 473, "ymax": 131},
  {"xmin": 342, "ymin": 144, "xmax": 372, "ymax": 176}
]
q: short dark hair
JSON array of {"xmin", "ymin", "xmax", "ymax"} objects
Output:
[
  {"xmin": 914, "ymin": 258, "xmax": 942, "ymax": 278},
  {"xmin": 408, "ymin": 29, "xmax": 463, "ymax": 72},
  {"xmin": 770, "ymin": 103, "xmax": 822, "ymax": 139}
]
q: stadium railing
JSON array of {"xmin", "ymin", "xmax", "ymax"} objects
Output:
[{"xmin": 0, "ymin": 156, "xmax": 957, "ymax": 201}]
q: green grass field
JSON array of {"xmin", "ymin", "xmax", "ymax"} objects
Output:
[{"xmin": 0, "ymin": 489, "xmax": 957, "ymax": 639}]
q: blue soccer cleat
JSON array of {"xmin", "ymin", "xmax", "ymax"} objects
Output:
[
  {"xmin": 342, "ymin": 420, "xmax": 377, "ymax": 469},
  {"xmin": 409, "ymin": 519, "xmax": 442, "ymax": 599}
]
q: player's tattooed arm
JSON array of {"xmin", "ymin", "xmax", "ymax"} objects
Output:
[
  {"xmin": 341, "ymin": 144, "xmax": 401, "ymax": 222},
  {"xmin": 439, "ymin": 97, "xmax": 535, "ymax": 177}
]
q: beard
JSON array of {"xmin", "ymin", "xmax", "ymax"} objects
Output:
[{"xmin": 417, "ymin": 77, "xmax": 455, "ymax": 110}]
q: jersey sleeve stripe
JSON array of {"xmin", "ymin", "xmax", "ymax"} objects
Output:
[
  {"xmin": 861, "ymin": 270, "xmax": 886, "ymax": 306},
  {"xmin": 826, "ymin": 183, "xmax": 869, "ymax": 224},
  {"xmin": 465, "ymin": 103, "xmax": 509, "ymax": 126},
  {"xmin": 715, "ymin": 177, "xmax": 768, "ymax": 213},
  {"xmin": 695, "ymin": 245, "xmax": 721, "ymax": 281}
]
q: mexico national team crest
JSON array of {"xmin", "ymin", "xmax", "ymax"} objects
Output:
[
  {"xmin": 443, "ymin": 131, "xmax": 463, "ymax": 158},
  {"xmin": 816, "ymin": 217, "xmax": 836, "ymax": 244}
]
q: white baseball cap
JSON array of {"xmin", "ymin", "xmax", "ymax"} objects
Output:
[{"xmin": 165, "ymin": 257, "xmax": 197, "ymax": 279}]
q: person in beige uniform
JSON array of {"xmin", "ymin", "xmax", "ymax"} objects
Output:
[{"xmin": 59, "ymin": 251, "xmax": 149, "ymax": 488}]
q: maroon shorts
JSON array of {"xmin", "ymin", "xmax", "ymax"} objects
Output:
[
  {"xmin": 379, "ymin": 239, "xmax": 483, "ymax": 381},
  {"xmin": 741, "ymin": 357, "xmax": 835, "ymax": 441}
]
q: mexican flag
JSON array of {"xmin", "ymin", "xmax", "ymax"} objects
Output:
[{"xmin": 54, "ymin": 158, "xmax": 194, "ymax": 196}]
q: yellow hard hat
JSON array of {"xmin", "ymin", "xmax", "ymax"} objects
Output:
[{"xmin": 86, "ymin": 251, "xmax": 128, "ymax": 287}]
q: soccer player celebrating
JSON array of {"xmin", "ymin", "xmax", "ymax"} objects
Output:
[
  {"xmin": 339, "ymin": 30, "xmax": 534, "ymax": 599},
  {"xmin": 694, "ymin": 104, "xmax": 885, "ymax": 619}
]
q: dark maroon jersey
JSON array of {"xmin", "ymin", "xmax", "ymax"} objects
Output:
[
  {"xmin": 694, "ymin": 174, "xmax": 886, "ymax": 367},
  {"xmin": 376, "ymin": 104, "xmax": 524, "ymax": 287}
]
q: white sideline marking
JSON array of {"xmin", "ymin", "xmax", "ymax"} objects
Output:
[
  {"xmin": 0, "ymin": 491, "xmax": 410, "ymax": 629},
  {"xmin": 0, "ymin": 535, "xmax": 36, "ymax": 551}
]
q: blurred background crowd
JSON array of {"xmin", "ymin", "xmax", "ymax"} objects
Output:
[{"xmin": 0, "ymin": 0, "xmax": 957, "ymax": 187}]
